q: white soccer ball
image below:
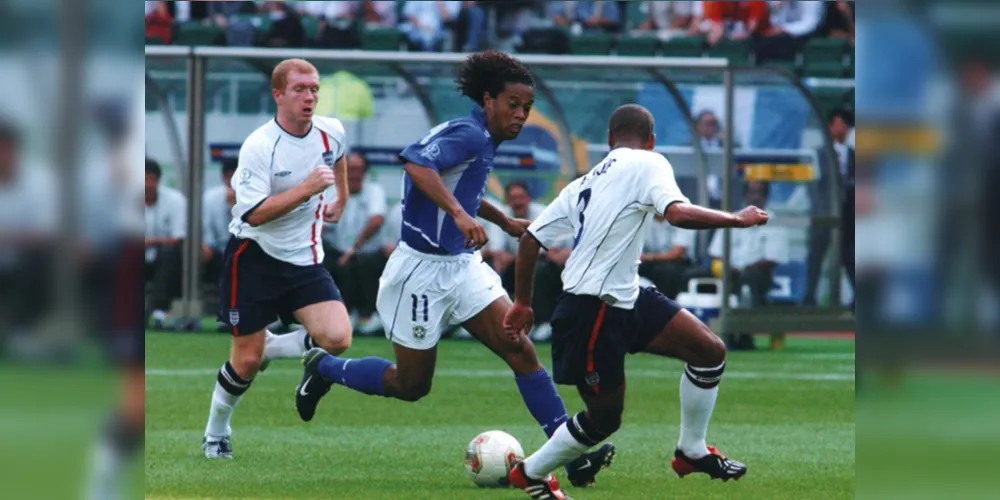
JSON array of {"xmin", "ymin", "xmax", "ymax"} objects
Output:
[{"xmin": 464, "ymin": 430, "xmax": 525, "ymax": 488}]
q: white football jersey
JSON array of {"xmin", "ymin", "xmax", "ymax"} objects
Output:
[
  {"xmin": 229, "ymin": 116, "xmax": 347, "ymax": 266},
  {"xmin": 527, "ymin": 148, "xmax": 689, "ymax": 309}
]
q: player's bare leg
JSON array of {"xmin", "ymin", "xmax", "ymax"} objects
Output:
[
  {"xmin": 465, "ymin": 296, "xmax": 615, "ymax": 487},
  {"xmin": 202, "ymin": 330, "xmax": 265, "ymax": 458},
  {"xmin": 643, "ymin": 309, "xmax": 747, "ymax": 480},
  {"xmin": 294, "ymin": 300, "xmax": 353, "ymax": 354},
  {"xmin": 295, "ymin": 337, "xmax": 435, "ymax": 421}
]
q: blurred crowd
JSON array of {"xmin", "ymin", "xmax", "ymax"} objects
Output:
[
  {"xmin": 145, "ymin": 1, "xmax": 855, "ymax": 59},
  {"xmin": 145, "ymin": 101, "xmax": 855, "ymax": 349}
]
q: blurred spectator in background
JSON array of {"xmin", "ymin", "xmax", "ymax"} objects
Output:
[
  {"xmin": 455, "ymin": 1, "xmax": 487, "ymax": 52},
  {"xmin": 805, "ymin": 109, "xmax": 854, "ymax": 306},
  {"xmin": 264, "ymin": 1, "xmax": 305, "ymax": 47},
  {"xmin": 205, "ymin": 1, "xmax": 258, "ymax": 46},
  {"xmin": 818, "ymin": 0, "xmax": 855, "ymax": 45},
  {"xmin": 144, "ymin": 158, "xmax": 186, "ymax": 329},
  {"xmin": 685, "ymin": 181, "xmax": 788, "ymax": 348},
  {"xmin": 144, "ymin": 1, "xmax": 173, "ymax": 44},
  {"xmin": 694, "ymin": 110, "xmax": 731, "ymax": 207},
  {"xmin": 401, "ymin": 0, "xmax": 462, "ymax": 52},
  {"xmin": 490, "ymin": 180, "xmax": 546, "ymax": 294},
  {"xmin": 635, "ymin": 1, "xmax": 701, "ymax": 37},
  {"xmin": 702, "ymin": 1, "xmax": 769, "ymax": 46},
  {"xmin": 943, "ymin": 55, "xmax": 1000, "ymax": 323},
  {"xmin": 0, "ymin": 120, "xmax": 55, "ymax": 346},
  {"xmin": 549, "ymin": 1, "xmax": 622, "ymax": 33},
  {"xmin": 640, "ymin": 214, "xmax": 696, "ymax": 299},
  {"xmin": 752, "ymin": 0, "xmax": 824, "ymax": 62},
  {"xmin": 363, "ymin": 0, "xmax": 399, "ymax": 28},
  {"xmin": 381, "ymin": 200, "xmax": 403, "ymax": 258},
  {"xmin": 323, "ymin": 153, "xmax": 387, "ymax": 335},
  {"xmin": 202, "ymin": 159, "xmax": 237, "ymax": 286},
  {"xmin": 303, "ymin": 0, "xmax": 361, "ymax": 48}
]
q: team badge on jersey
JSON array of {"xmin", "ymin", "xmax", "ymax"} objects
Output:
[
  {"xmin": 229, "ymin": 309, "xmax": 240, "ymax": 326},
  {"xmin": 238, "ymin": 168, "xmax": 251, "ymax": 186},
  {"xmin": 322, "ymin": 151, "xmax": 336, "ymax": 168},
  {"xmin": 412, "ymin": 325, "xmax": 427, "ymax": 340}
]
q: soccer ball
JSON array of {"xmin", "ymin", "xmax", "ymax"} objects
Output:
[{"xmin": 464, "ymin": 430, "xmax": 525, "ymax": 488}]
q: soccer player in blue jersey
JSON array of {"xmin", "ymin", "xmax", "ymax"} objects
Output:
[{"xmin": 294, "ymin": 50, "xmax": 614, "ymax": 487}]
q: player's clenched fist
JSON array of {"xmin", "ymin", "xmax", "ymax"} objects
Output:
[
  {"xmin": 503, "ymin": 301, "xmax": 534, "ymax": 343},
  {"xmin": 302, "ymin": 166, "xmax": 336, "ymax": 196},
  {"xmin": 735, "ymin": 205, "xmax": 769, "ymax": 227},
  {"xmin": 454, "ymin": 211, "xmax": 489, "ymax": 250}
]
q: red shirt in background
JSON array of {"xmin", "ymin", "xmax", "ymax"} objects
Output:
[
  {"xmin": 145, "ymin": 3, "xmax": 174, "ymax": 44},
  {"xmin": 702, "ymin": 1, "xmax": 770, "ymax": 34}
]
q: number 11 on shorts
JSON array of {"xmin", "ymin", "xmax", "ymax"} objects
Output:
[{"xmin": 411, "ymin": 294, "xmax": 429, "ymax": 322}]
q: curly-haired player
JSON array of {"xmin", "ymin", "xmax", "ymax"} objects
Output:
[{"xmin": 294, "ymin": 50, "xmax": 615, "ymax": 488}]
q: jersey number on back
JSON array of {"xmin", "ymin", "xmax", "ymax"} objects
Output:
[{"xmin": 572, "ymin": 188, "xmax": 592, "ymax": 249}]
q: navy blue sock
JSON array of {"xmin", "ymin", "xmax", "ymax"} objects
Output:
[
  {"xmin": 317, "ymin": 355, "xmax": 392, "ymax": 396},
  {"xmin": 515, "ymin": 367, "xmax": 569, "ymax": 437}
]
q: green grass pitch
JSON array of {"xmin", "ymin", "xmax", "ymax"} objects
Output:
[{"xmin": 145, "ymin": 332, "xmax": 854, "ymax": 499}]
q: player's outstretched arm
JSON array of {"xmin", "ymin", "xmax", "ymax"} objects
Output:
[
  {"xmin": 664, "ymin": 202, "xmax": 769, "ymax": 229},
  {"xmin": 478, "ymin": 198, "xmax": 530, "ymax": 237},
  {"xmin": 404, "ymin": 162, "xmax": 488, "ymax": 248}
]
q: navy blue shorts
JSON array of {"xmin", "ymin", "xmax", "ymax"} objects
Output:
[
  {"xmin": 217, "ymin": 237, "xmax": 342, "ymax": 336},
  {"xmin": 550, "ymin": 286, "xmax": 681, "ymax": 394}
]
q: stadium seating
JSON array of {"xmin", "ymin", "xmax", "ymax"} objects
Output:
[
  {"xmin": 660, "ymin": 36, "xmax": 706, "ymax": 58},
  {"xmin": 707, "ymin": 39, "xmax": 752, "ymax": 66},
  {"xmin": 361, "ymin": 28, "xmax": 402, "ymax": 51},
  {"xmin": 616, "ymin": 35, "xmax": 658, "ymax": 57},
  {"xmin": 801, "ymin": 37, "xmax": 851, "ymax": 78},
  {"xmin": 175, "ymin": 24, "xmax": 223, "ymax": 46},
  {"xmin": 569, "ymin": 31, "xmax": 614, "ymax": 55}
]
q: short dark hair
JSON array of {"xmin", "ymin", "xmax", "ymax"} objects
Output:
[
  {"xmin": 696, "ymin": 110, "xmax": 718, "ymax": 123},
  {"xmin": 221, "ymin": 158, "xmax": 238, "ymax": 176},
  {"xmin": 456, "ymin": 50, "xmax": 534, "ymax": 107},
  {"xmin": 347, "ymin": 151, "xmax": 367, "ymax": 169},
  {"xmin": 609, "ymin": 104, "xmax": 654, "ymax": 143},
  {"xmin": 504, "ymin": 179, "xmax": 531, "ymax": 198},
  {"xmin": 146, "ymin": 157, "xmax": 162, "ymax": 179},
  {"xmin": 828, "ymin": 108, "xmax": 854, "ymax": 127},
  {"xmin": 0, "ymin": 119, "xmax": 20, "ymax": 145}
]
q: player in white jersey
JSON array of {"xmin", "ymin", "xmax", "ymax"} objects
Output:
[
  {"xmin": 201, "ymin": 58, "xmax": 354, "ymax": 459},
  {"xmin": 503, "ymin": 104, "xmax": 768, "ymax": 499}
]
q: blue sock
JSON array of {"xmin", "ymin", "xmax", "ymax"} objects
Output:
[
  {"xmin": 317, "ymin": 355, "xmax": 392, "ymax": 396},
  {"xmin": 515, "ymin": 368, "xmax": 579, "ymax": 476},
  {"xmin": 515, "ymin": 368, "xmax": 569, "ymax": 437}
]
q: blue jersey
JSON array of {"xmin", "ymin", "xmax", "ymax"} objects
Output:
[{"xmin": 397, "ymin": 107, "xmax": 496, "ymax": 255}]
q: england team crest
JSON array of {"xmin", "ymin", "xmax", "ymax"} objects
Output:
[
  {"xmin": 229, "ymin": 309, "xmax": 240, "ymax": 326},
  {"xmin": 322, "ymin": 151, "xmax": 335, "ymax": 167}
]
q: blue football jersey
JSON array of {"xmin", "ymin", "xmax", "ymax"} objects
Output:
[{"xmin": 397, "ymin": 107, "xmax": 496, "ymax": 255}]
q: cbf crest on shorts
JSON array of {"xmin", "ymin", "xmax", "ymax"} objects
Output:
[
  {"xmin": 322, "ymin": 151, "xmax": 336, "ymax": 168},
  {"xmin": 412, "ymin": 325, "xmax": 427, "ymax": 340},
  {"xmin": 229, "ymin": 309, "xmax": 240, "ymax": 326}
]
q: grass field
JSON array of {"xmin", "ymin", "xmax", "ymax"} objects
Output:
[{"xmin": 145, "ymin": 332, "xmax": 855, "ymax": 499}]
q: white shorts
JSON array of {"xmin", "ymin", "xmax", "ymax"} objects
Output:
[{"xmin": 376, "ymin": 242, "xmax": 506, "ymax": 350}]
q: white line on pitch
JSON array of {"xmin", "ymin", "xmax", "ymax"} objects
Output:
[{"xmin": 145, "ymin": 368, "xmax": 854, "ymax": 382}]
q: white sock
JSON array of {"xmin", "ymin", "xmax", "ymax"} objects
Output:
[
  {"xmin": 85, "ymin": 440, "xmax": 119, "ymax": 500},
  {"xmin": 523, "ymin": 420, "xmax": 592, "ymax": 479},
  {"xmin": 204, "ymin": 362, "xmax": 252, "ymax": 439},
  {"xmin": 263, "ymin": 328, "xmax": 314, "ymax": 360},
  {"xmin": 676, "ymin": 362, "xmax": 725, "ymax": 459}
]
